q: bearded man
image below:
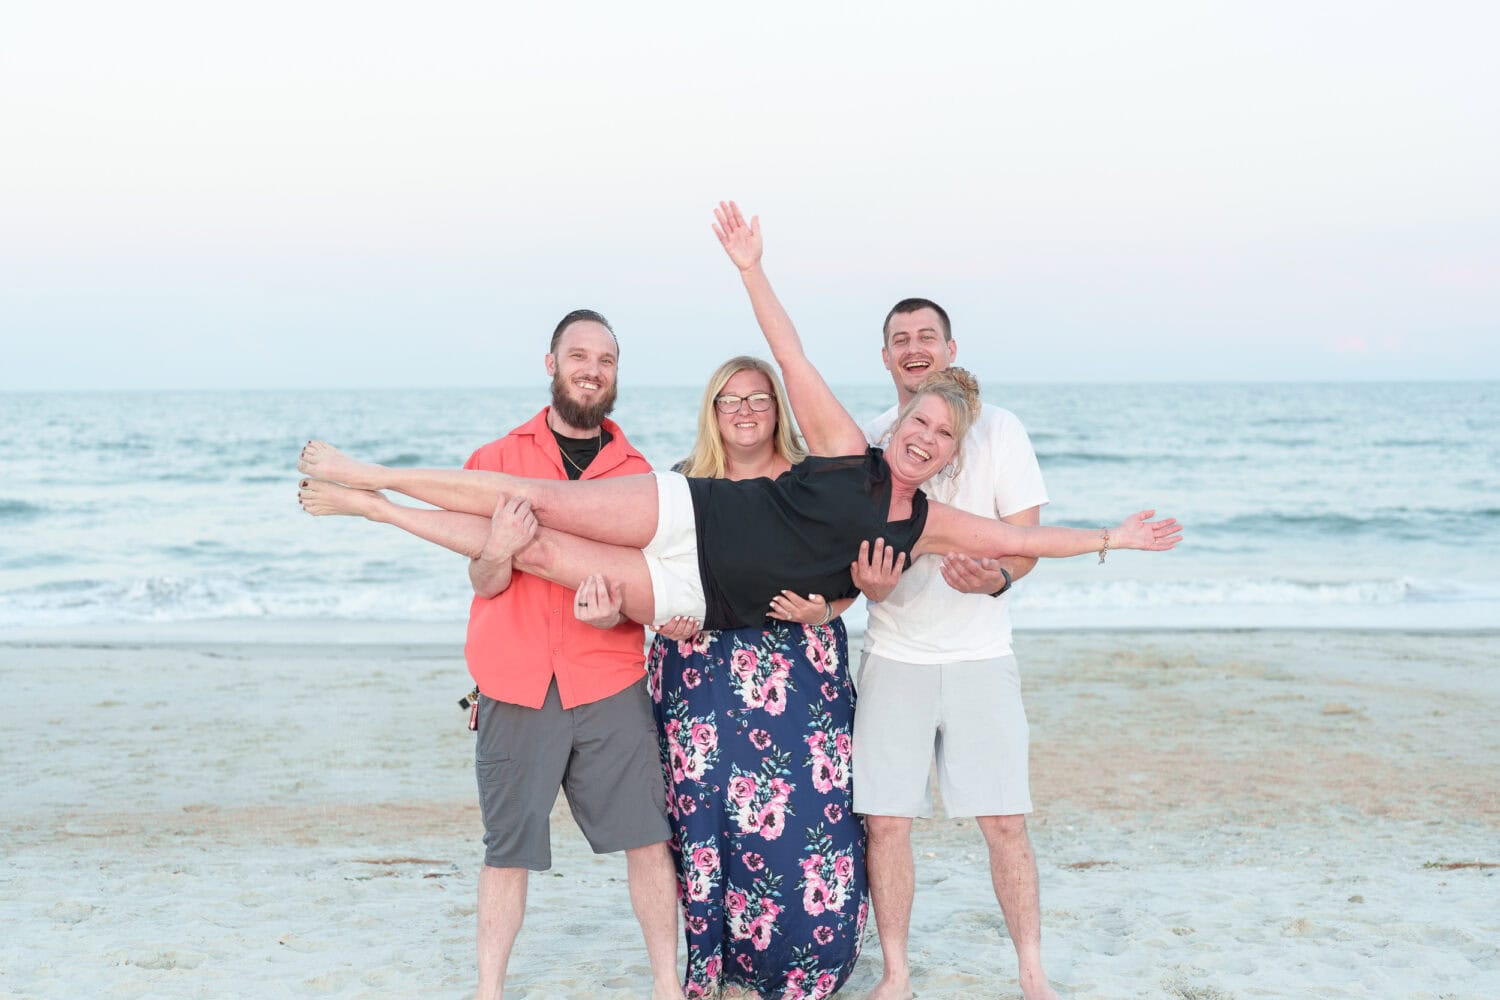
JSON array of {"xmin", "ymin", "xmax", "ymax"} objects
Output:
[{"xmin": 463, "ymin": 309, "xmax": 683, "ymax": 1000}]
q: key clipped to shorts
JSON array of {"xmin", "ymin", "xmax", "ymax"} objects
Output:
[{"xmin": 458, "ymin": 686, "xmax": 481, "ymax": 731}]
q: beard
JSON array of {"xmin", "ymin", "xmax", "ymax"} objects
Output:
[{"xmin": 550, "ymin": 369, "xmax": 618, "ymax": 430}]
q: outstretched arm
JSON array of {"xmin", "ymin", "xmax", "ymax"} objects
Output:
[
  {"xmin": 916, "ymin": 503, "xmax": 1181, "ymax": 561},
  {"xmin": 713, "ymin": 201, "xmax": 866, "ymax": 457}
]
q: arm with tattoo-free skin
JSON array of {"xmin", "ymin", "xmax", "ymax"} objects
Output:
[
  {"xmin": 915, "ymin": 506, "xmax": 1180, "ymax": 562},
  {"xmin": 713, "ymin": 202, "xmax": 867, "ymax": 458},
  {"xmin": 939, "ymin": 504, "xmax": 1041, "ymax": 594}
]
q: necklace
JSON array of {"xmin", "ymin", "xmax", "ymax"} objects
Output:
[{"xmin": 557, "ymin": 427, "xmax": 602, "ymax": 476}]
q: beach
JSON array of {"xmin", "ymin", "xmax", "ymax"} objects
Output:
[{"xmin": 2, "ymin": 628, "xmax": 1495, "ymax": 999}]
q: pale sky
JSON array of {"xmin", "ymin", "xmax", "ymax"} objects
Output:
[{"xmin": 3, "ymin": 0, "xmax": 1497, "ymax": 389}]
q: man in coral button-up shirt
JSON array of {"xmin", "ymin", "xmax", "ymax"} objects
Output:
[{"xmin": 464, "ymin": 310, "xmax": 682, "ymax": 1000}]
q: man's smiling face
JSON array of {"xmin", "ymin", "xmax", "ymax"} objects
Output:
[
  {"xmin": 546, "ymin": 320, "xmax": 618, "ymax": 431},
  {"xmin": 882, "ymin": 307, "xmax": 957, "ymax": 403}
]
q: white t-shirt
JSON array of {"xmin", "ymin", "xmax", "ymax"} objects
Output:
[{"xmin": 862, "ymin": 402, "xmax": 1049, "ymax": 662}]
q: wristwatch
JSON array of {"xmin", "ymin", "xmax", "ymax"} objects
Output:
[{"xmin": 989, "ymin": 567, "xmax": 1013, "ymax": 598}]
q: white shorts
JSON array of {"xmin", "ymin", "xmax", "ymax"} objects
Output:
[
  {"xmin": 853, "ymin": 652, "xmax": 1032, "ymax": 818},
  {"xmin": 642, "ymin": 471, "xmax": 707, "ymax": 628}
]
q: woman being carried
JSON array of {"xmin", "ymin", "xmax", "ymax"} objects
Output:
[
  {"xmin": 648, "ymin": 355, "xmax": 868, "ymax": 999},
  {"xmin": 297, "ymin": 201, "xmax": 1181, "ymax": 631}
]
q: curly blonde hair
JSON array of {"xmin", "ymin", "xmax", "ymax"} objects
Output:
[{"xmin": 677, "ymin": 356, "xmax": 807, "ymax": 479}]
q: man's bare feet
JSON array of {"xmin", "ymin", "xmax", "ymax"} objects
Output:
[
  {"xmin": 1021, "ymin": 976, "xmax": 1062, "ymax": 1000},
  {"xmin": 298, "ymin": 440, "xmax": 381, "ymax": 489},
  {"xmin": 297, "ymin": 479, "xmax": 388, "ymax": 519},
  {"xmin": 650, "ymin": 979, "xmax": 687, "ymax": 1000},
  {"xmin": 865, "ymin": 975, "xmax": 913, "ymax": 1000}
]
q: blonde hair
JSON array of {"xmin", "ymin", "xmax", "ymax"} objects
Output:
[
  {"xmin": 678, "ymin": 356, "xmax": 808, "ymax": 479},
  {"xmin": 890, "ymin": 367, "xmax": 982, "ymax": 486}
]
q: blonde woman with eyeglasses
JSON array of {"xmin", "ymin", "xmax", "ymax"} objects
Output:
[{"xmin": 646, "ymin": 354, "xmax": 868, "ymax": 998}]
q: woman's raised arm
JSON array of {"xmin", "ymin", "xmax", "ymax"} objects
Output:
[{"xmin": 713, "ymin": 201, "xmax": 867, "ymax": 457}]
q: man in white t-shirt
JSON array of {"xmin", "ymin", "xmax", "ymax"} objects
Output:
[{"xmin": 851, "ymin": 298, "xmax": 1058, "ymax": 1000}]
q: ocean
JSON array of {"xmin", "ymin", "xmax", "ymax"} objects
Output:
[{"xmin": 2, "ymin": 381, "xmax": 1497, "ymax": 636}]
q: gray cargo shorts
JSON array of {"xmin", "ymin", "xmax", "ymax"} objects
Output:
[{"xmin": 475, "ymin": 677, "xmax": 669, "ymax": 870}]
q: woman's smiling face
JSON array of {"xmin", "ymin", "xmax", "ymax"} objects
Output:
[
  {"xmin": 885, "ymin": 393, "xmax": 959, "ymax": 487},
  {"xmin": 714, "ymin": 368, "xmax": 777, "ymax": 454}
]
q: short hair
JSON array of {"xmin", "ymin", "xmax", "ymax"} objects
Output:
[
  {"xmin": 882, "ymin": 297, "xmax": 952, "ymax": 344},
  {"xmin": 550, "ymin": 309, "xmax": 618, "ymax": 354}
]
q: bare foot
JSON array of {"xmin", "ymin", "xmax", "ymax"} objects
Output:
[
  {"xmin": 1020, "ymin": 967, "xmax": 1061, "ymax": 1000},
  {"xmin": 865, "ymin": 975, "xmax": 913, "ymax": 1000},
  {"xmin": 298, "ymin": 440, "xmax": 382, "ymax": 489},
  {"xmin": 650, "ymin": 980, "xmax": 687, "ymax": 1000},
  {"xmin": 298, "ymin": 479, "xmax": 388, "ymax": 519}
]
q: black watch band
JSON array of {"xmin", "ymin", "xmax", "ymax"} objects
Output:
[{"xmin": 989, "ymin": 567, "xmax": 1013, "ymax": 598}]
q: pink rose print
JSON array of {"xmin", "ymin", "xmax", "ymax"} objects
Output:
[
  {"xmin": 737, "ymin": 953, "xmax": 754, "ymax": 973},
  {"xmin": 824, "ymin": 803, "xmax": 843, "ymax": 823},
  {"xmin": 678, "ymin": 794, "xmax": 697, "ymax": 815},
  {"xmin": 816, "ymin": 971, "xmax": 837, "ymax": 994},
  {"xmin": 821, "ymin": 681, "xmax": 839, "ymax": 702},
  {"xmin": 682, "ymin": 667, "xmax": 701, "ymax": 689},
  {"xmin": 803, "ymin": 874, "xmax": 829, "ymax": 916},
  {"xmin": 725, "ymin": 889, "xmax": 748, "ymax": 915},
  {"xmin": 806, "ymin": 730, "xmax": 828, "ymax": 751},
  {"xmin": 758, "ymin": 802, "xmax": 786, "ymax": 840},
  {"xmin": 730, "ymin": 647, "xmax": 759, "ymax": 678},
  {"xmin": 805, "ymin": 632, "xmax": 830, "ymax": 673},
  {"xmin": 691, "ymin": 846, "xmax": 719, "ymax": 872},
  {"xmin": 811, "ymin": 753, "xmax": 835, "ymax": 793},
  {"xmin": 687, "ymin": 915, "xmax": 708, "ymax": 934},
  {"xmin": 727, "ymin": 775, "xmax": 757, "ymax": 805},
  {"xmin": 690, "ymin": 722, "xmax": 717, "ymax": 752},
  {"xmin": 703, "ymin": 955, "xmax": 721, "ymax": 980},
  {"xmin": 743, "ymin": 851, "xmax": 765, "ymax": 871},
  {"xmin": 813, "ymin": 925, "xmax": 834, "ymax": 945},
  {"xmin": 749, "ymin": 728, "xmax": 772, "ymax": 750},
  {"xmin": 835, "ymin": 732, "xmax": 852, "ymax": 758},
  {"xmin": 833, "ymin": 854, "xmax": 855, "ymax": 882}
]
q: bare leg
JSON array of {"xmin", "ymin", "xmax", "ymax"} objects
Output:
[
  {"xmin": 476, "ymin": 865, "xmax": 526, "ymax": 1000},
  {"xmin": 976, "ymin": 814, "xmax": 1059, "ymax": 1000},
  {"xmin": 299, "ymin": 480, "xmax": 493, "ymax": 558},
  {"xmin": 299, "ymin": 441, "xmax": 661, "ymax": 545},
  {"xmin": 517, "ymin": 527, "xmax": 658, "ymax": 625},
  {"xmin": 625, "ymin": 841, "xmax": 687, "ymax": 1000},
  {"xmin": 299, "ymin": 482, "xmax": 663, "ymax": 624},
  {"xmin": 863, "ymin": 815, "xmax": 915, "ymax": 1000}
]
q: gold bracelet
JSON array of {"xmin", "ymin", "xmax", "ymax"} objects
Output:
[
  {"xmin": 817, "ymin": 598, "xmax": 833, "ymax": 626},
  {"xmin": 1098, "ymin": 528, "xmax": 1110, "ymax": 565}
]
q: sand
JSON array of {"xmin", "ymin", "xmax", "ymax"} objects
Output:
[{"xmin": 2, "ymin": 629, "xmax": 1496, "ymax": 999}]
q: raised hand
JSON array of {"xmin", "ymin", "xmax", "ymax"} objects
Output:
[
  {"xmin": 712, "ymin": 200, "xmax": 762, "ymax": 272},
  {"xmin": 1110, "ymin": 510, "xmax": 1183, "ymax": 552}
]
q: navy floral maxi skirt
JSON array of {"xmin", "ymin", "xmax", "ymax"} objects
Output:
[{"xmin": 648, "ymin": 619, "xmax": 867, "ymax": 1000}]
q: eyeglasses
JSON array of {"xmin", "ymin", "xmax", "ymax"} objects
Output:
[{"xmin": 714, "ymin": 392, "xmax": 775, "ymax": 414}]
